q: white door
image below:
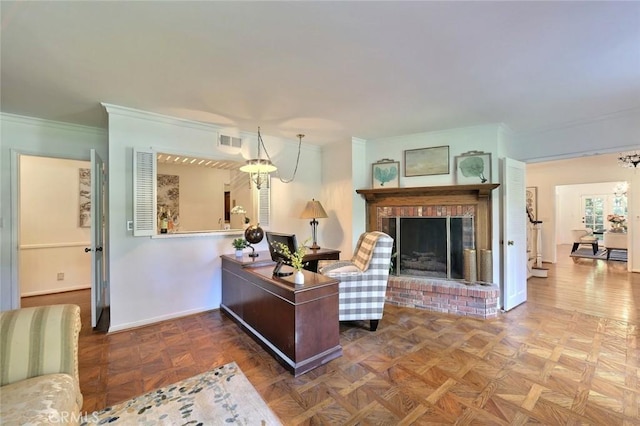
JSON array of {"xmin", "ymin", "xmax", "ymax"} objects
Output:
[
  {"xmin": 90, "ymin": 150, "xmax": 106, "ymax": 327},
  {"xmin": 581, "ymin": 194, "xmax": 606, "ymax": 232},
  {"xmin": 502, "ymin": 158, "xmax": 527, "ymax": 311}
]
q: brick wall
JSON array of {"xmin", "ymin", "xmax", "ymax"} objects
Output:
[{"xmin": 386, "ymin": 276, "xmax": 499, "ymax": 319}]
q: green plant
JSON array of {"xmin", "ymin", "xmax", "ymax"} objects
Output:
[
  {"xmin": 272, "ymin": 239, "xmax": 309, "ymax": 271},
  {"xmin": 232, "ymin": 238, "xmax": 247, "ymax": 250}
]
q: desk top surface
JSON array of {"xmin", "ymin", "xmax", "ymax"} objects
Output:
[{"xmin": 221, "ymin": 253, "xmax": 339, "ymax": 292}]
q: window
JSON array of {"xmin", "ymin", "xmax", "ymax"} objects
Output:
[{"xmin": 133, "ymin": 149, "xmax": 267, "ymax": 236}]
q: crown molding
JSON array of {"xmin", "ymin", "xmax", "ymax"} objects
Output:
[
  {"xmin": 101, "ymin": 103, "xmax": 222, "ymax": 133},
  {"xmin": 0, "ymin": 112, "xmax": 106, "ymax": 136}
]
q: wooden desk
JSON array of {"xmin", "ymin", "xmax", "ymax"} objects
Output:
[{"xmin": 220, "ymin": 254, "xmax": 342, "ymax": 376}]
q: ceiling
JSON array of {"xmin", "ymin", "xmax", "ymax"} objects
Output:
[{"xmin": 1, "ymin": 1, "xmax": 639, "ymax": 145}]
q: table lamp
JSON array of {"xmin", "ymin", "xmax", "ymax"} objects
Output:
[{"xmin": 300, "ymin": 199, "xmax": 328, "ymax": 249}]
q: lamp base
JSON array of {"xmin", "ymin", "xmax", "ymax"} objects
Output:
[{"xmin": 309, "ymin": 243, "xmax": 321, "ymax": 250}]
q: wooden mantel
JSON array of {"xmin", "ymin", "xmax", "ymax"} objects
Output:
[
  {"xmin": 356, "ymin": 183, "xmax": 500, "ymax": 201},
  {"xmin": 356, "ymin": 183, "xmax": 500, "ymax": 254}
]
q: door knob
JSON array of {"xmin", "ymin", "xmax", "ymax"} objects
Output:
[
  {"xmin": 96, "ymin": 247, "xmax": 103, "ymax": 252},
  {"xmin": 507, "ymin": 240, "xmax": 514, "ymax": 246},
  {"xmin": 84, "ymin": 247, "xmax": 92, "ymax": 253}
]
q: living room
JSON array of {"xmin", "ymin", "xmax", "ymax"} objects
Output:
[{"xmin": 0, "ymin": 1, "xmax": 640, "ymax": 424}]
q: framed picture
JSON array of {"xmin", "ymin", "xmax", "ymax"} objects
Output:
[
  {"xmin": 455, "ymin": 151, "xmax": 492, "ymax": 184},
  {"xmin": 79, "ymin": 168, "xmax": 91, "ymax": 227},
  {"xmin": 526, "ymin": 187, "xmax": 538, "ymax": 221},
  {"xmin": 372, "ymin": 160, "xmax": 399, "ymax": 188},
  {"xmin": 404, "ymin": 146, "xmax": 450, "ymax": 177}
]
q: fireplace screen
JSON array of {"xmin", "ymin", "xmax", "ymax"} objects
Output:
[{"xmin": 382, "ymin": 216, "xmax": 474, "ymax": 279}]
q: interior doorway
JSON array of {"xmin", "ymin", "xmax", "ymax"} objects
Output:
[
  {"xmin": 19, "ymin": 155, "xmax": 92, "ymax": 298},
  {"xmin": 555, "ymin": 181, "xmax": 629, "ymax": 260}
]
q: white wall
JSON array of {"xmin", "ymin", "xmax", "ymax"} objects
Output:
[
  {"xmin": 318, "ymin": 138, "xmax": 366, "ymax": 259},
  {"xmin": 0, "ymin": 113, "xmax": 108, "ymax": 311},
  {"xmin": 104, "ymin": 104, "xmax": 323, "ymax": 331},
  {"xmin": 527, "ymin": 153, "xmax": 639, "ymax": 271},
  {"xmin": 19, "ymin": 156, "xmax": 92, "ymax": 295}
]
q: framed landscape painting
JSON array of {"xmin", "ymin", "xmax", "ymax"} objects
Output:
[
  {"xmin": 404, "ymin": 146, "xmax": 449, "ymax": 177},
  {"xmin": 372, "ymin": 160, "xmax": 399, "ymax": 188}
]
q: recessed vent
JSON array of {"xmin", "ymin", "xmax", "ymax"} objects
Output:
[{"xmin": 220, "ymin": 135, "xmax": 242, "ymax": 148}]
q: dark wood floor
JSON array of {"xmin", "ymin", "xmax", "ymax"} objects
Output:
[{"xmin": 22, "ymin": 245, "xmax": 638, "ymax": 424}]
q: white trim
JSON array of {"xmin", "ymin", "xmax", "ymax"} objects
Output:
[
  {"xmin": 19, "ymin": 242, "xmax": 90, "ymax": 250},
  {"xmin": 108, "ymin": 306, "xmax": 217, "ymax": 333},
  {"xmin": 0, "ymin": 112, "xmax": 106, "ymax": 136},
  {"xmin": 151, "ymin": 230, "xmax": 245, "ymax": 239},
  {"xmin": 10, "ymin": 150, "xmax": 20, "ymax": 309},
  {"xmin": 101, "ymin": 103, "xmax": 222, "ymax": 133},
  {"xmin": 21, "ymin": 284, "xmax": 91, "ymax": 297}
]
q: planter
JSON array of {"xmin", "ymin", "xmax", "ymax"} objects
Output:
[
  {"xmin": 235, "ymin": 249, "xmax": 243, "ymax": 257},
  {"xmin": 294, "ymin": 270, "xmax": 304, "ymax": 285}
]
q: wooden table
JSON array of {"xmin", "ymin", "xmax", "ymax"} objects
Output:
[
  {"xmin": 220, "ymin": 254, "xmax": 342, "ymax": 376},
  {"xmin": 301, "ymin": 247, "xmax": 340, "ymax": 272}
]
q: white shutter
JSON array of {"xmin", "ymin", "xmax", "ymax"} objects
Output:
[
  {"xmin": 133, "ymin": 149, "xmax": 157, "ymax": 236},
  {"xmin": 258, "ymin": 181, "xmax": 270, "ymax": 227}
]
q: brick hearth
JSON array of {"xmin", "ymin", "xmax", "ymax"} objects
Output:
[{"xmin": 386, "ymin": 276, "xmax": 499, "ymax": 319}]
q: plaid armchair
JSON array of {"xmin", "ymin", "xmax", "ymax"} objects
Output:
[{"xmin": 319, "ymin": 231, "xmax": 394, "ymax": 331}]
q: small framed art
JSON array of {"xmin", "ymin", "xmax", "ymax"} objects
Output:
[
  {"xmin": 526, "ymin": 187, "xmax": 538, "ymax": 221},
  {"xmin": 372, "ymin": 160, "xmax": 399, "ymax": 188},
  {"xmin": 455, "ymin": 151, "xmax": 491, "ymax": 184},
  {"xmin": 404, "ymin": 146, "xmax": 450, "ymax": 177}
]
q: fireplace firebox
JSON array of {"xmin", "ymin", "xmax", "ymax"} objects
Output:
[{"xmin": 383, "ymin": 216, "xmax": 474, "ymax": 279}]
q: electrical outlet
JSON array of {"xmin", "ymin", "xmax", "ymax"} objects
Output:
[
  {"xmin": 57, "ymin": 272, "xmax": 64, "ymax": 281},
  {"xmin": 127, "ymin": 220, "xmax": 133, "ymax": 231}
]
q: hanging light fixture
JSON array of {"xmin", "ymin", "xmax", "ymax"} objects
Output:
[
  {"xmin": 618, "ymin": 151, "xmax": 640, "ymax": 169},
  {"xmin": 240, "ymin": 127, "xmax": 304, "ymax": 189},
  {"xmin": 613, "ymin": 181, "xmax": 629, "ymax": 197}
]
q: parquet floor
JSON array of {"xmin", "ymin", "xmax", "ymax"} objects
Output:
[{"xmin": 22, "ymin": 245, "xmax": 638, "ymax": 425}]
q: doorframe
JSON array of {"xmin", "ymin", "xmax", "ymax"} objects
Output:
[
  {"xmin": 553, "ymin": 181, "xmax": 630, "ymax": 268},
  {"xmin": 9, "ymin": 149, "xmax": 91, "ymax": 309}
]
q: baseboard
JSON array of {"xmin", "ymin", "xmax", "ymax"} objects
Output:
[
  {"xmin": 108, "ymin": 305, "xmax": 219, "ymax": 333},
  {"xmin": 21, "ymin": 284, "xmax": 91, "ymax": 297},
  {"xmin": 531, "ymin": 267, "xmax": 548, "ymax": 278}
]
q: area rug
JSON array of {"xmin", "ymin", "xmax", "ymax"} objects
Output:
[
  {"xmin": 82, "ymin": 362, "xmax": 281, "ymax": 425},
  {"xmin": 570, "ymin": 248, "xmax": 627, "ymax": 262}
]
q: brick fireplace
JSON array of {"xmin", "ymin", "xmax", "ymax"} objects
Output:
[{"xmin": 356, "ymin": 184, "xmax": 500, "ymax": 319}]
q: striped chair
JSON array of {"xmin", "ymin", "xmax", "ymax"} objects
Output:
[
  {"xmin": 319, "ymin": 231, "xmax": 394, "ymax": 331},
  {"xmin": 0, "ymin": 304, "xmax": 82, "ymax": 425}
]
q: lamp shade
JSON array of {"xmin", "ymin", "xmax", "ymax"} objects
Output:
[
  {"xmin": 300, "ymin": 199, "xmax": 328, "ymax": 219},
  {"xmin": 239, "ymin": 158, "xmax": 277, "ymax": 173}
]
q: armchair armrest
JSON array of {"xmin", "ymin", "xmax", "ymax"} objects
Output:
[
  {"xmin": 0, "ymin": 304, "xmax": 81, "ymax": 387},
  {"xmin": 318, "ymin": 261, "xmax": 362, "ymax": 275}
]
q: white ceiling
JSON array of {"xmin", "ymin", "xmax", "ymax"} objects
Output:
[{"xmin": 1, "ymin": 1, "xmax": 639, "ymax": 145}]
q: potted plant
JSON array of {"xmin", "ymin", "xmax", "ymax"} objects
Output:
[
  {"xmin": 272, "ymin": 240, "xmax": 308, "ymax": 284},
  {"xmin": 232, "ymin": 238, "xmax": 247, "ymax": 257}
]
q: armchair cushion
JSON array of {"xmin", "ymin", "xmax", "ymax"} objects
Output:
[
  {"xmin": 571, "ymin": 228, "xmax": 597, "ymax": 243},
  {"xmin": 319, "ymin": 262, "xmax": 361, "ymax": 274},
  {"xmin": 0, "ymin": 304, "xmax": 82, "ymax": 425}
]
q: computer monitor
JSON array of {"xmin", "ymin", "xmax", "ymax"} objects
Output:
[{"xmin": 266, "ymin": 231, "xmax": 298, "ymax": 277}]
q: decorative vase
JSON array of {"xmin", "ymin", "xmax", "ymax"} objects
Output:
[
  {"xmin": 294, "ymin": 270, "xmax": 304, "ymax": 284},
  {"xmin": 235, "ymin": 249, "xmax": 243, "ymax": 257}
]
